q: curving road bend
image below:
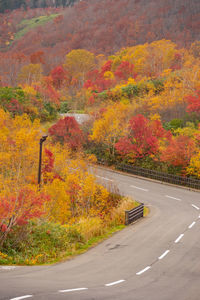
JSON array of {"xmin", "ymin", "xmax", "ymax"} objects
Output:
[{"xmin": 0, "ymin": 167, "xmax": 200, "ymax": 300}]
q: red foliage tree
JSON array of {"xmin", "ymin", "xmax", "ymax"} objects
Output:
[
  {"xmin": 114, "ymin": 61, "xmax": 137, "ymax": 81},
  {"xmin": 30, "ymin": 51, "xmax": 45, "ymax": 64},
  {"xmin": 160, "ymin": 135, "xmax": 196, "ymax": 169},
  {"xmin": 84, "ymin": 69, "xmax": 114, "ymax": 92},
  {"xmin": 115, "ymin": 114, "xmax": 168, "ymax": 159},
  {"xmin": 186, "ymin": 90, "xmax": 200, "ymax": 114},
  {"xmin": 36, "ymin": 76, "xmax": 60, "ymax": 105},
  {"xmin": 50, "ymin": 66, "xmax": 68, "ymax": 89},
  {"xmin": 0, "ymin": 188, "xmax": 50, "ymax": 246},
  {"xmin": 5, "ymin": 98, "xmax": 24, "ymax": 115},
  {"xmin": 42, "ymin": 148, "xmax": 63, "ymax": 183},
  {"xmin": 100, "ymin": 60, "xmax": 112, "ymax": 74},
  {"xmin": 170, "ymin": 52, "xmax": 182, "ymax": 70},
  {"xmin": 48, "ymin": 116, "xmax": 85, "ymax": 150}
]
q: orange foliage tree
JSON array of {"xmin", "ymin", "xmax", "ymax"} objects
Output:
[{"xmin": 160, "ymin": 135, "xmax": 196, "ymax": 172}]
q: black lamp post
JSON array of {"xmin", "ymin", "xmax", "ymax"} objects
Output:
[{"xmin": 38, "ymin": 135, "xmax": 48, "ymax": 187}]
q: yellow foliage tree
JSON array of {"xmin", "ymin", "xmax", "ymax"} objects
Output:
[
  {"xmin": 0, "ymin": 109, "xmax": 40, "ymax": 192},
  {"xmin": 18, "ymin": 63, "xmax": 43, "ymax": 85},
  {"xmin": 186, "ymin": 152, "xmax": 200, "ymax": 178},
  {"xmin": 43, "ymin": 154, "xmax": 114, "ymax": 224},
  {"xmin": 90, "ymin": 102, "xmax": 131, "ymax": 156},
  {"xmin": 64, "ymin": 49, "xmax": 95, "ymax": 87},
  {"xmin": 110, "ymin": 40, "xmax": 179, "ymax": 77}
]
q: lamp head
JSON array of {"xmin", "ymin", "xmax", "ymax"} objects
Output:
[{"xmin": 40, "ymin": 135, "xmax": 48, "ymax": 143}]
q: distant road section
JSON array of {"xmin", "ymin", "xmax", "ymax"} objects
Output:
[{"xmin": 59, "ymin": 113, "xmax": 90, "ymax": 124}]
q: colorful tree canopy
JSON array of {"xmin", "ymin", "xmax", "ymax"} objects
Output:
[{"xmin": 48, "ymin": 116, "xmax": 85, "ymax": 150}]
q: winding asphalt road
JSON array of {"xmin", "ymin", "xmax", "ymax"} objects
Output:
[{"xmin": 0, "ymin": 166, "xmax": 200, "ymax": 300}]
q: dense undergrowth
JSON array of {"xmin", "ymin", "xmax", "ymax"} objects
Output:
[{"xmin": 0, "ymin": 197, "xmax": 139, "ymax": 265}]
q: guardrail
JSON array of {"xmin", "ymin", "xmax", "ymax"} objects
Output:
[
  {"xmin": 116, "ymin": 164, "xmax": 200, "ymax": 190},
  {"xmin": 125, "ymin": 203, "xmax": 144, "ymax": 225}
]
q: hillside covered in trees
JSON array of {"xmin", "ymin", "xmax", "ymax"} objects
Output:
[
  {"xmin": 0, "ymin": 0, "xmax": 200, "ymax": 70},
  {"xmin": 1, "ymin": 39, "xmax": 200, "ymax": 177}
]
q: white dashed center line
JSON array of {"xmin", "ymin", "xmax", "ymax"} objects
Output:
[
  {"xmin": 158, "ymin": 250, "xmax": 170, "ymax": 260},
  {"xmin": 1, "ymin": 266, "xmax": 16, "ymax": 270},
  {"xmin": 10, "ymin": 296, "xmax": 33, "ymax": 300},
  {"xmin": 136, "ymin": 266, "xmax": 151, "ymax": 275},
  {"xmin": 188, "ymin": 221, "xmax": 196, "ymax": 229},
  {"xmin": 175, "ymin": 234, "xmax": 184, "ymax": 243},
  {"xmin": 165, "ymin": 195, "xmax": 181, "ymax": 201},
  {"xmin": 105, "ymin": 280, "xmax": 125, "ymax": 287},
  {"xmin": 59, "ymin": 288, "xmax": 88, "ymax": 293},
  {"xmin": 96, "ymin": 175, "xmax": 113, "ymax": 182},
  {"xmin": 192, "ymin": 204, "xmax": 200, "ymax": 210},
  {"xmin": 130, "ymin": 185, "xmax": 149, "ymax": 192}
]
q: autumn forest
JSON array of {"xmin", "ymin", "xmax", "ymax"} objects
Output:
[{"xmin": 0, "ymin": 0, "xmax": 200, "ymax": 264}]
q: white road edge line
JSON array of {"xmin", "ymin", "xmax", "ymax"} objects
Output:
[
  {"xmin": 158, "ymin": 250, "xmax": 170, "ymax": 260},
  {"xmin": 175, "ymin": 234, "xmax": 184, "ymax": 243},
  {"xmin": 59, "ymin": 288, "xmax": 88, "ymax": 293},
  {"xmin": 10, "ymin": 296, "xmax": 33, "ymax": 300},
  {"xmin": 136, "ymin": 266, "xmax": 151, "ymax": 275},
  {"xmin": 188, "ymin": 221, "xmax": 196, "ymax": 229},
  {"xmin": 165, "ymin": 195, "xmax": 181, "ymax": 201},
  {"xmin": 130, "ymin": 185, "xmax": 149, "ymax": 192},
  {"xmin": 105, "ymin": 279, "xmax": 125, "ymax": 287},
  {"xmin": 192, "ymin": 204, "xmax": 200, "ymax": 210}
]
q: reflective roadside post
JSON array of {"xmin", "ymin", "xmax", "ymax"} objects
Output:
[{"xmin": 38, "ymin": 135, "xmax": 48, "ymax": 187}]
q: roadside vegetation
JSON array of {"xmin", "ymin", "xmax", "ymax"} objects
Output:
[
  {"xmin": 0, "ymin": 221, "xmax": 127, "ymax": 265},
  {"xmin": 0, "ymin": 109, "xmax": 140, "ymax": 265}
]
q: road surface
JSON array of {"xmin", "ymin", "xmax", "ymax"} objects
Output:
[{"xmin": 0, "ymin": 167, "xmax": 200, "ymax": 300}]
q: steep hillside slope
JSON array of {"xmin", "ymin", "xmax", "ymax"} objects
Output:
[
  {"xmin": 9, "ymin": 0, "xmax": 200, "ymax": 56},
  {"xmin": 0, "ymin": 0, "xmax": 199, "ymax": 83}
]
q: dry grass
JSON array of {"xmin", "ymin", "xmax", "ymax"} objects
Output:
[
  {"xmin": 109, "ymin": 197, "xmax": 138, "ymax": 226},
  {"xmin": 77, "ymin": 217, "xmax": 106, "ymax": 241}
]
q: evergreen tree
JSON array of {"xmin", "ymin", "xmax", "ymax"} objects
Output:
[
  {"xmin": 41, "ymin": 0, "xmax": 47, "ymax": 8},
  {"xmin": 0, "ymin": 0, "xmax": 8, "ymax": 12},
  {"xmin": 32, "ymin": 0, "xmax": 39, "ymax": 8},
  {"xmin": 62, "ymin": 0, "xmax": 67, "ymax": 7}
]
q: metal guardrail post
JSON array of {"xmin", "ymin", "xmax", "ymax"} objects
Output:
[{"xmin": 125, "ymin": 211, "xmax": 129, "ymax": 225}]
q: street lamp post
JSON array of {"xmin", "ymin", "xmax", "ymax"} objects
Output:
[{"xmin": 38, "ymin": 135, "xmax": 48, "ymax": 187}]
